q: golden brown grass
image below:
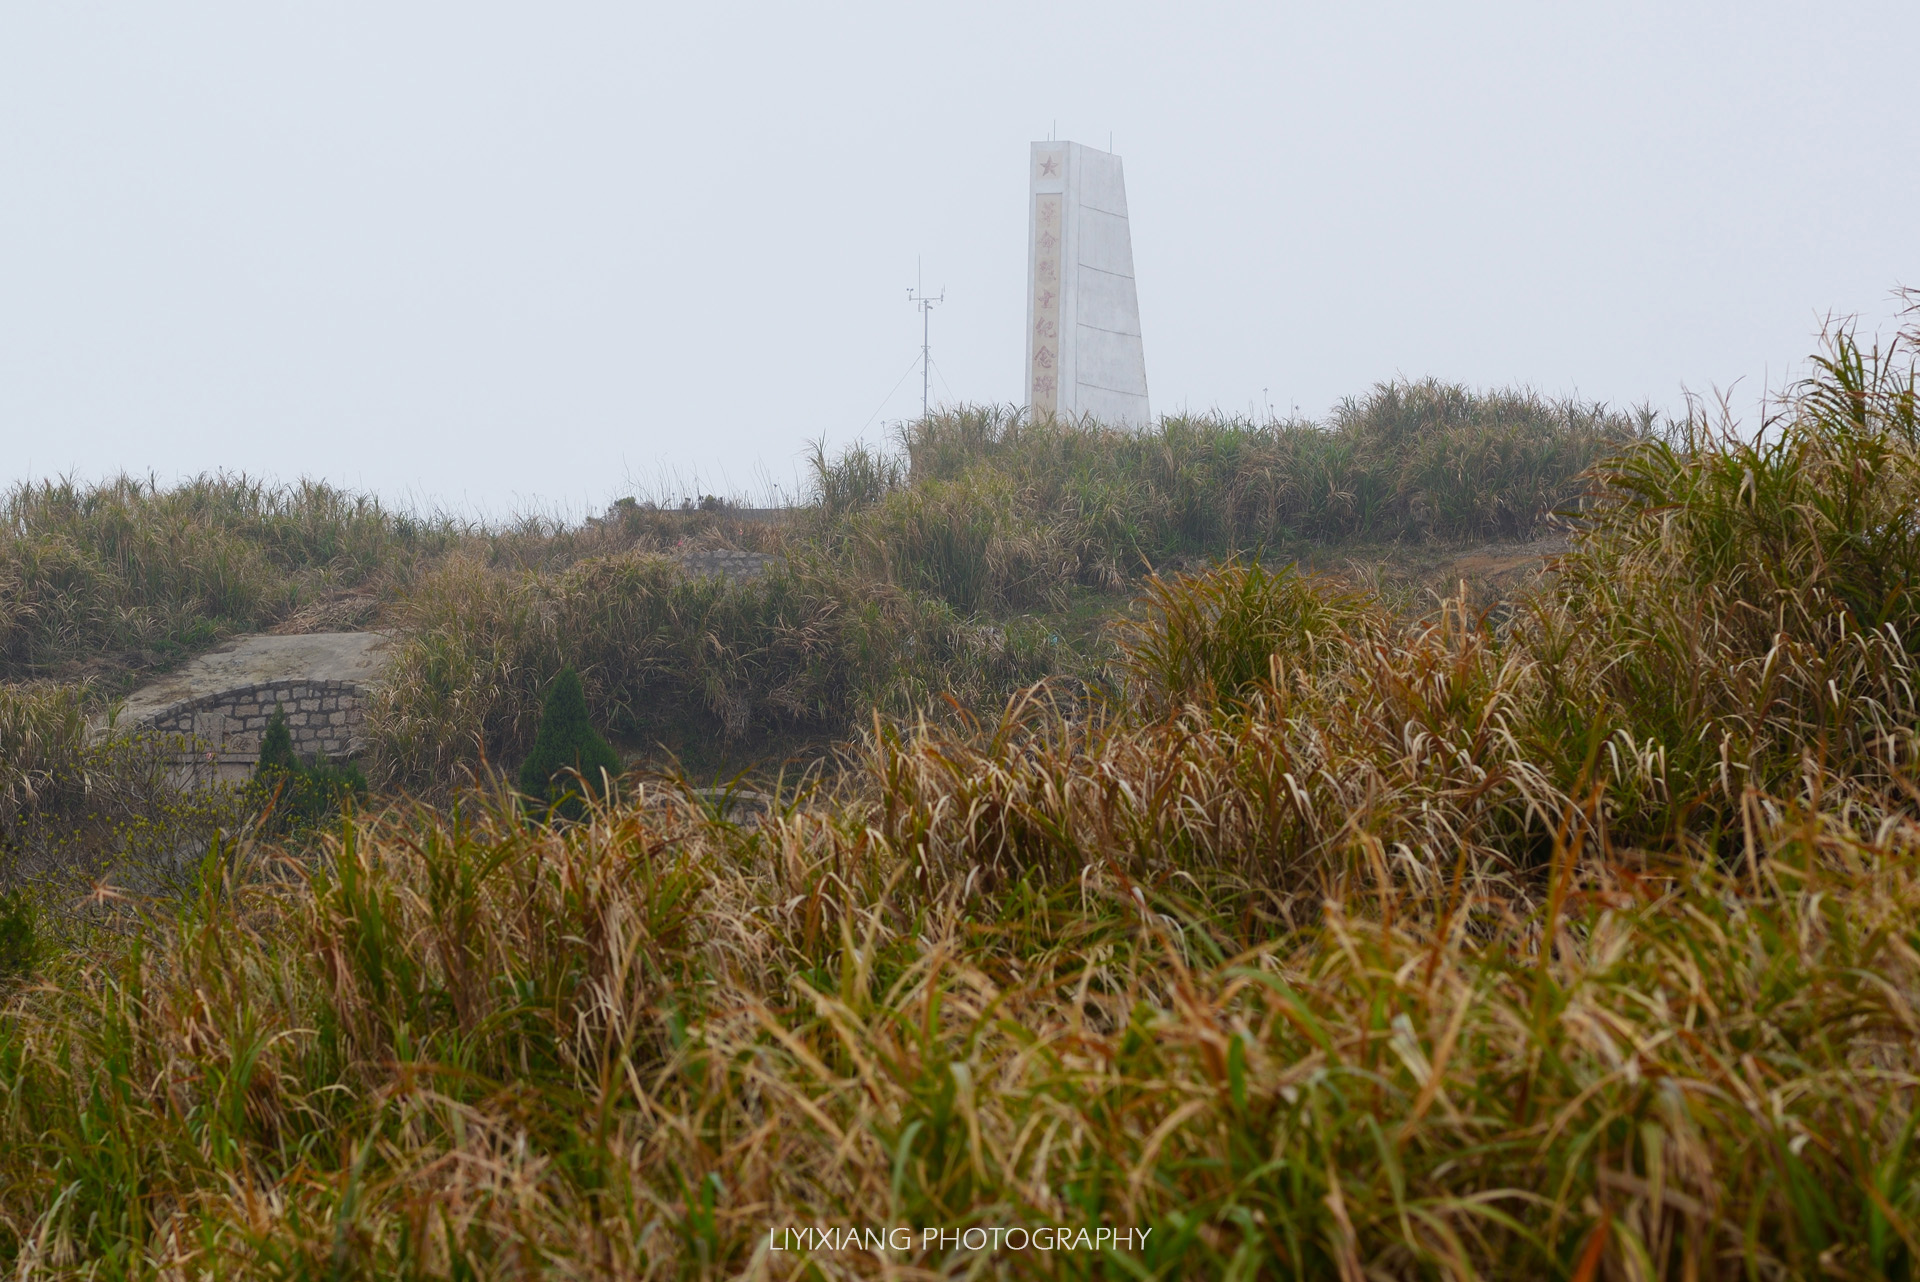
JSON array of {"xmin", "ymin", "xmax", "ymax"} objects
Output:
[
  {"xmin": 0, "ymin": 683, "xmax": 245, "ymax": 890},
  {"xmin": 2, "ymin": 744, "xmax": 1917, "ymax": 1277},
  {"xmin": 0, "ymin": 322, "xmax": 1915, "ymax": 1277}
]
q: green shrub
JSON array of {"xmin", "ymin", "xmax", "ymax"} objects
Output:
[
  {"xmin": 0, "ymin": 891, "xmax": 34, "ymax": 982},
  {"xmin": 250, "ymin": 707, "xmax": 366, "ymax": 831},
  {"xmin": 516, "ymin": 666, "xmax": 621, "ymax": 814},
  {"xmin": 899, "ymin": 383, "xmax": 1644, "ymax": 563},
  {"xmin": 300, "ymin": 757, "xmax": 368, "ymax": 816},
  {"xmin": 1116, "ymin": 559, "xmax": 1377, "ymax": 714},
  {"xmin": 255, "ymin": 705, "xmax": 300, "ymax": 776},
  {"xmin": 368, "ymin": 553, "xmax": 1059, "ymax": 789}
]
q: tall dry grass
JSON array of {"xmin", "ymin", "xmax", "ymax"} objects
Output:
[
  {"xmin": 0, "ymin": 684, "xmax": 92, "ymax": 825},
  {"xmin": 1525, "ymin": 326, "xmax": 1920, "ymax": 849},
  {"xmin": 363, "ymin": 378, "xmax": 1639, "ymax": 787},
  {"xmin": 5, "ymin": 379, "xmax": 1638, "ymax": 794},
  {"xmin": 855, "ymin": 382, "xmax": 1647, "ymax": 611},
  {"xmin": 0, "ymin": 745, "xmax": 1917, "ymax": 1276},
  {"xmin": 0, "ymin": 474, "xmax": 456, "ymax": 683},
  {"xmin": 0, "ymin": 683, "xmax": 248, "ymax": 891},
  {"xmin": 0, "ymin": 321, "xmax": 1915, "ymax": 1276},
  {"xmin": 808, "ymin": 381, "xmax": 1642, "ymax": 618},
  {"xmin": 366, "ymin": 551, "xmax": 1059, "ymax": 789}
]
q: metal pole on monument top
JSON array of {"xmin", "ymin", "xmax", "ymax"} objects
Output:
[{"xmin": 907, "ymin": 257, "xmax": 943, "ymax": 422}]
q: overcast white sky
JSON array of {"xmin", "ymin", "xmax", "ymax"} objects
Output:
[{"xmin": 2, "ymin": 2, "xmax": 1915, "ymax": 515}]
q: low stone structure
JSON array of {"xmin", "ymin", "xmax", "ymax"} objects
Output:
[
  {"xmin": 142, "ymin": 679, "xmax": 366, "ymax": 759},
  {"xmin": 117, "ymin": 632, "xmax": 391, "ymax": 782},
  {"xmin": 676, "ymin": 547, "xmax": 777, "ymax": 583}
]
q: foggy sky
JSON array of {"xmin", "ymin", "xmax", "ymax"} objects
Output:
[{"xmin": 2, "ymin": 2, "xmax": 1915, "ymax": 516}]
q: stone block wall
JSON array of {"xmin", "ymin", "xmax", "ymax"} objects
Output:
[
  {"xmin": 676, "ymin": 548, "xmax": 776, "ymax": 582},
  {"xmin": 138, "ymin": 678, "xmax": 370, "ymax": 765}
]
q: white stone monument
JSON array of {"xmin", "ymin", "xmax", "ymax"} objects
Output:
[{"xmin": 1025, "ymin": 141, "xmax": 1150, "ymax": 427}]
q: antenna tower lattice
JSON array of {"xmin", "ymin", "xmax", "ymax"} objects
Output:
[{"xmin": 907, "ymin": 258, "xmax": 944, "ymax": 422}]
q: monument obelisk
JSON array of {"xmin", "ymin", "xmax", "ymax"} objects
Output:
[{"xmin": 1025, "ymin": 141, "xmax": 1150, "ymax": 427}]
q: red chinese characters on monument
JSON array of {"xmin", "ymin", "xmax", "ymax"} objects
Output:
[{"xmin": 1030, "ymin": 193, "xmax": 1063, "ymax": 416}]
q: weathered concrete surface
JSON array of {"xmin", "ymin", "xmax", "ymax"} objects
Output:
[
  {"xmin": 119, "ymin": 633, "xmax": 392, "ymax": 724},
  {"xmin": 117, "ymin": 632, "xmax": 392, "ymax": 782}
]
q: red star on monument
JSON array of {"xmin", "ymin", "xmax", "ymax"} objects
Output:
[{"xmin": 1039, "ymin": 156, "xmax": 1059, "ymax": 176}]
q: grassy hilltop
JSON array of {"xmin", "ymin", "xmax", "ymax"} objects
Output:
[
  {"xmin": 3, "ymin": 329, "xmax": 1920, "ymax": 1276},
  {"xmin": 3, "ymin": 379, "xmax": 1639, "ymax": 785}
]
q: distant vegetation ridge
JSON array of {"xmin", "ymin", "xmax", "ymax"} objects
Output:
[{"xmin": 3, "ymin": 379, "xmax": 1644, "ymax": 795}]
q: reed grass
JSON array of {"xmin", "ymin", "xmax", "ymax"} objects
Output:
[
  {"xmin": 0, "ymin": 742, "xmax": 1915, "ymax": 1275},
  {"xmin": 777, "ymin": 383, "xmax": 1645, "ymax": 620},
  {"xmin": 361, "ymin": 379, "xmax": 1637, "ymax": 785},
  {"xmin": 4, "ymin": 379, "xmax": 1637, "ymax": 797},
  {"xmin": 0, "ymin": 321, "xmax": 1915, "ymax": 1275},
  {"xmin": 0, "ymin": 682, "xmax": 247, "ymax": 893},
  {"xmin": 0, "ymin": 474, "xmax": 457, "ymax": 684},
  {"xmin": 0, "ymin": 683, "xmax": 92, "ymax": 825},
  {"xmin": 364, "ymin": 551, "xmax": 1059, "ymax": 790}
]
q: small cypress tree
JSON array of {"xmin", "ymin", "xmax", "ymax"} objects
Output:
[
  {"xmin": 251, "ymin": 706, "xmax": 364, "ymax": 829},
  {"xmin": 518, "ymin": 666, "xmax": 621, "ymax": 816},
  {"xmin": 251, "ymin": 706, "xmax": 303, "ymax": 828},
  {"xmin": 257, "ymin": 706, "xmax": 299, "ymax": 775}
]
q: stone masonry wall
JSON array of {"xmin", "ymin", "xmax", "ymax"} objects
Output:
[
  {"xmin": 138, "ymin": 678, "xmax": 369, "ymax": 764},
  {"xmin": 675, "ymin": 547, "xmax": 776, "ymax": 582}
]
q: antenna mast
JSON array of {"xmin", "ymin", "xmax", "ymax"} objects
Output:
[{"xmin": 906, "ymin": 257, "xmax": 944, "ymax": 422}]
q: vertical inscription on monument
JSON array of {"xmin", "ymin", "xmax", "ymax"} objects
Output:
[
  {"xmin": 1024, "ymin": 140, "xmax": 1147, "ymax": 426},
  {"xmin": 1030, "ymin": 193, "xmax": 1062, "ymax": 416}
]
